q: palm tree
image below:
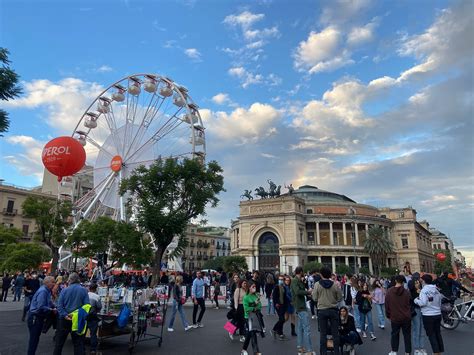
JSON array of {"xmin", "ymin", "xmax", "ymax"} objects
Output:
[
  {"xmin": 364, "ymin": 226, "xmax": 394, "ymax": 276},
  {"xmin": 0, "ymin": 48, "xmax": 22, "ymax": 136}
]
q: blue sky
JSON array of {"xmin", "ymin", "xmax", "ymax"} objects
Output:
[{"xmin": 1, "ymin": 0, "xmax": 473, "ymax": 264}]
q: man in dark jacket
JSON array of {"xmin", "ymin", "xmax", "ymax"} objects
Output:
[
  {"xmin": 312, "ymin": 267, "xmax": 343, "ymax": 355},
  {"xmin": 271, "ymin": 274, "xmax": 289, "ymax": 340},
  {"xmin": 1, "ymin": 273, "xmax": 12, "ymax": 301},
  {"xmin": 385, "ymin": 275, "xmax": 412, "ymax": 355}
]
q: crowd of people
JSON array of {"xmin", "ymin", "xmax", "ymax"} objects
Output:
[{"xmin": 0, "ymin": 267, "xmax": 472, "ymax": 355}]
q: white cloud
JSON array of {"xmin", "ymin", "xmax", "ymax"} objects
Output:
[
  {"xmin": 4, "ymin": 135, "xmax": 45, "ymax": 181},
  {"xmin": 223, "ymin": 11, "xmax": 264, "ymax": 29},
  {"xmin": 347, "ymin": 20, "xmax": 377, "ymax": 46},
  {"xmin": 96, "ymin": 65, "xmax": 113, "ymax": 73},
  {"xmin": 320, "ymin": 0, "xmax": 372, "ymax": 26},
  {"xmin": 212, "ymin": 93, "xmax": 230, "ymax": 105},
  {"xmin": 228, "ymin": 66, "xmax": 281, "ymax": 89},
  {"xmin": 200, "ymin": 103, "xmax": 282, "ymax": 143},
  {"xmin": 422, "ymin": 195, "xmax": 458, "ymax": 205},
  {"xmin": 260, "ymin": 153, "xmax": 277, "ymax": 159},
  {"xmin": 397, "ymin": 2, "xmax": 473, "ymax": 80},
  {"xmin": 294, "ymin": 27, "xmax": 341, "ymax": 72},
  {"xmin": 2, "ymin": 78, "xmax": 103, "ymax": 133},
  {"xmin": 184, "ymin": 48, "xmax": 202, "ymax": 61}
]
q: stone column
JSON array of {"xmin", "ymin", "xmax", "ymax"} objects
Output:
[
  {"xmin": 355, "ymin": 223, "xmax": 359, "ymax": 246},
  {"xmin": 332, "ymin": 256, "xmax": 336, "ymax": 272},
  {"xmin": 329, "ymin": 222, "xmax": 334, "ymax": 245},
  {"xmin": 369, "ymin": 257, "xmax": 373, "ymax": 274},
  {"xmin": 317, "ymin": 256, "xmax": 322, "ymax": 264},
  {"xmin": 345, "ymin": 256, "xmax": 349, "ymax": 266},
  {"xmin": 357, "ymin": 256, "xmax": 361, "ymax": 269},
  {"xmin": 316, "ymin": 222, "xmax": 321, "ymax": 245},
  {"xmin": 342, "ymin": 222, "xmax": 347, "ymax": 245}
]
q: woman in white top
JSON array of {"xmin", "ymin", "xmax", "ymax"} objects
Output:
[
  {"xmin": 234, "ymin": 280, "xmax": 249, "ymax": 342},
  {"xmin": 414, "ymin": 274, "xmax": 444, "ymax": 355}
]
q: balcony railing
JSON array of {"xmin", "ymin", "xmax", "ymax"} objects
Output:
[
  {"xmin": 197, "ymin": 255, "xmax": 202, "ymax": 260},
  {"xmin": 203, "ymin": 255, "xmax": 209, "ymax": 260},
  {"xmin": 2, "ymin": 208, "xmax": 17, "ymax": 216}
]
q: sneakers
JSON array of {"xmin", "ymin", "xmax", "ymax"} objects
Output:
[
  {"xmin": 356, "ymin": 328, "xmax": 361, "ymax": 333},
  {"xmin": 278, "ymin": 334, "xmax": 289, "ymax": 341},
  {"xmin": 311, "ymin": 315, "xmax": 316, "ymax": 319},
  {"xmin": 239, "ymin": 336, "xmax": 246, "ymax": 342},
  {"xmin": 389, "ymin": 352, "xmax": 397, "ymax": 355},
  {"xmin": 192, "ymin": 323, "xmax": 199, "ymax": 329},
  {"xmin": 379, "ymin": 325, "xmax": 385, "ymax": 329},
  {"xmin": 215, "ymin": 307, "xmax": 219, "ymax": 309},
  {"xmin": 349, "ymin": 349, "xmax": 355, "ymax": 355},
  {"xmin": 185, "ymin": 325, "xmax": 193, "ymax": 331},
  {"xmin": 167, "ymin": 328, "xmax": 174, "ymax": 332},
  {"xmin": 241, "ymin": 351, "xmax": 248, "ymax": 355},
  {"xmin": 420, "ymin": 349, "xmax": 428, "ymax": 355},
  {"xmin": 197, "ymin": 322, "xmax": 204, "ymax": 328},
  {"xmin": 228, "ymin": 332, "xmax": 234, "ymax": 340},
  {"xmin": 362, "ymin": 331, "xmax": 367, "ymax": 338},
  {"xmin": 370, "ymin": 333, "xmax": 376, "ymax": 341}
]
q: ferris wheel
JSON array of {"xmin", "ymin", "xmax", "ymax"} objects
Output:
[{"xmin": 70, "ymin": 73, "xmax": 206, "ymax": 227}]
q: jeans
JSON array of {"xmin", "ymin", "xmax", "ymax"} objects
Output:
[
  {"xmin": 296, "ymin": 310, "xmax": 313, "ymax": 351},
  {"xmin": 412, "ymin": 307, "xmax": 425, "ymax": 350},
  {"xmin": 13, "ymin": 287, "xmax": 22, "ymax": 301},
  {"xmin": 391, "ymin": 320, "xmax": 412, "ymax": 353},
  {"xmin": 266, "ymin": 297, "xmax": 275, "ymax": 315},
  {"xmin": 359, "ymin": 310, "xmax": 374, "ymax": 334},
  {"xmin": 23, "ymin": 295, "xmax": 33, "ymax": 320},
  {"xmin": 273, "ymin": 307, "xmax": 286, "ymax": 335},
  {"xmin": 243, "ymin": 320, "xmax": 260, "ymax": 352},
  {"xmin": 352, "ymin": 305, "xmax": 361, "ymax": 330},
  {"xmin": 168, "ymin": 299, "xmax": 189, "ymax": 329},
  {"xmin": 88, "ymin": 319, "xmax": 99, "ymax": 351},
  {"xmin": 422, "ymin": 314, "xmax": 444, "ymax": 353},
  {"xmin": 192, "ymin": 297, "xmax": 206, "ymax": 324},
  {"xmin": 375, "ymin": 303, "xmax": 385, "ymax": 327},
  {"xmin": 340, "ymin": 330, "xmax": 359, "ymax": 349},
  {"xmin": 27, "ymin": 313, "xmax": 46, "ymax": 355},
  {"xmin": 53, "ymin": 318, "xmax": 85, "ymax": 355},
  {"xmin": 318, "ymin": 308, "xmax": 340, "ymax": 355}
]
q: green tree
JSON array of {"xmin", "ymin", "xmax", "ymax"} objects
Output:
[
  {"xmin": 0, "ymin": 48, "xmax": 22, "ymax": 136},
  {"xmin": 303, "ymin": 261, "xmax": 323, "ymax": 274},
  {"xmin": 202, "ymin": 256, "xmax": 226, "ymax": 271},
  {"xmin": 120, "ymin": 158, "xmax": 225, "ymax": 286},
  {"xmin": 364, "ymin": 226, "xmax": 394, "ymax": 276},
  {"xmin": 433, "ymin": 249, "xmax": 453, "ymax": 275},
  {"xmin": 0, "ymin": 225, "xmax": 23, "ymax": 265},
  {"xmin": 223, "ymin": 256, "xmax": 248, "ymax": 274},
  {"xmin": 336, "ymin": 264, "xmax": 352, "ymax": 276},
  {"xmin": 1, "ymin": 242, "xmax": 50, "ymax": 272},
  {"xmin": 22, "ymin": 196, "xmax": 72, "ymax": 272},
  {"xmin": 68, "ymin": 216, "xmax": 153, "ymax": 269}
]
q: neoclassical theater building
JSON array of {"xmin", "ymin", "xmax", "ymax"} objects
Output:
[{"xmin": 231, "ymin": 185, "xmax": 434, "ymax": 275}]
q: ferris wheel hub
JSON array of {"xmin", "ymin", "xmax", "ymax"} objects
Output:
[{"xmin": 110, "ymin": 155, "xmax": 123, "ymax": 172}]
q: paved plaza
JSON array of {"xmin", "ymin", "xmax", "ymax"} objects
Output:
[{"xmin": 0, "ymin": 294, "xmax": 473, "ymax": 355}]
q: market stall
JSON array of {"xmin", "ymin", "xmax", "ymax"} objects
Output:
[{"xmin": 91, "ymin": 284, "xmax": 169, "ymax": 353}]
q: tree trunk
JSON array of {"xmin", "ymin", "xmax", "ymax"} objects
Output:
[
  {"xmin": 50, "ymin": 246, "xmax": 59, "ymax": 275},
  {"xmin": 151, "ymin": 246, "xmax": 166, "ymax": 287}
]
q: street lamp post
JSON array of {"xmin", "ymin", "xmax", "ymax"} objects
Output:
[{"xmin": 348, "ymin": 207, "xmax": 358, "ymax": 274}]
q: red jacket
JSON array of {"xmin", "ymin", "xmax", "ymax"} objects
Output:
[{"xmin": 385, "ymin": 285, "xmax": 411, "ymax": 323}]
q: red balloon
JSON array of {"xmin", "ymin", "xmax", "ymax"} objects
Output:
[
  {"xmin": 42, "ymin": 136, "xmax": 86, "ymax": 181},
  {"xmin": 436, "ymin": 253, "xmax": 446, "ymax": 262}
]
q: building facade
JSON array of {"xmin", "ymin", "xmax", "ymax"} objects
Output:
[
  {"xmin": 380, "ymin": 209, "xmax": 435, "ymax": 273},
  {"xmin": 231, "ymin": 185, "xmax": 396, "ymax": 275},
  {"xmin": 179, "ymin": 225, "xmax": 231, "ymax": 272},
  {"xmin": 231, "ymin": 185, "xmax": 435, "ymax": 275},
  {"xmin": 0, "ymin": 182, "xmax": 57, "ymax": 240}
]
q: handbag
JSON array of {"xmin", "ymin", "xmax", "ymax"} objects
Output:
[
  {"xmin": 224, "ymin": 320, "xmax": 237, "ymax": 334},
  {"xmin": 226, "ymin": 308, "xmax": 236, "ymax": 320},
  {"xmin": 181, "ymin": 296, "xmax": 187, "ymax": 305}
]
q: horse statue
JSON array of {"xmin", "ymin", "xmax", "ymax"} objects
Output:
[
  {"xmin": 255, "ymin": 186, "xmax": 268, "ymax": 199},
  {"xmin": 274, "ymin": 185, "xmax": 281, "ymax": 197},
  {"xmin": 267, "ymin": 179, "xmax": 277, "ymax": 197},
  {"xmin": 268, "ymin": 184, "xmax": 282, "ymax": 198},
  {"xmin": 240, "ymin": 189, "xmax": 253, "ymax": 201},
  {"xmin": 285, "ymin": 183, "xmax": 294, "ymax": 195}
]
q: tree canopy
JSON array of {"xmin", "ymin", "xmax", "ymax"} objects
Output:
[
  {"xmin": 22, "ymin": 196, "xmax": 72, "ymax": 272},
  {"xmin": 303, "ymin": 261, "xmax": 323, "ymax": 274},
  {"xmin": 0, "ymin": 225, "xmax": 23, "ymax": 266},
  {"xmin": 363, "ymin": 226, "xmax": 394, "ymax": 276},
  {"xmin": 67, "ymin": 216, "xmax": 153, "ymax": 269},
  {"xmin": 120, "ymin": 157, "xmax": 225, "ymax": 285},
  {"xmin": 222, "ymin": 256, "xmax": 248, "ymax": 274},
  {"xmin": 434, "ymin": 249, "xmax": 454, "ymax": 275},
  {"xmin": 1, "ymin": 242, "xmax": 50, "ymax": 272},
  {"xmin": 0, "ymin": 48, "xmax": 22, "ymax": 136}
]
